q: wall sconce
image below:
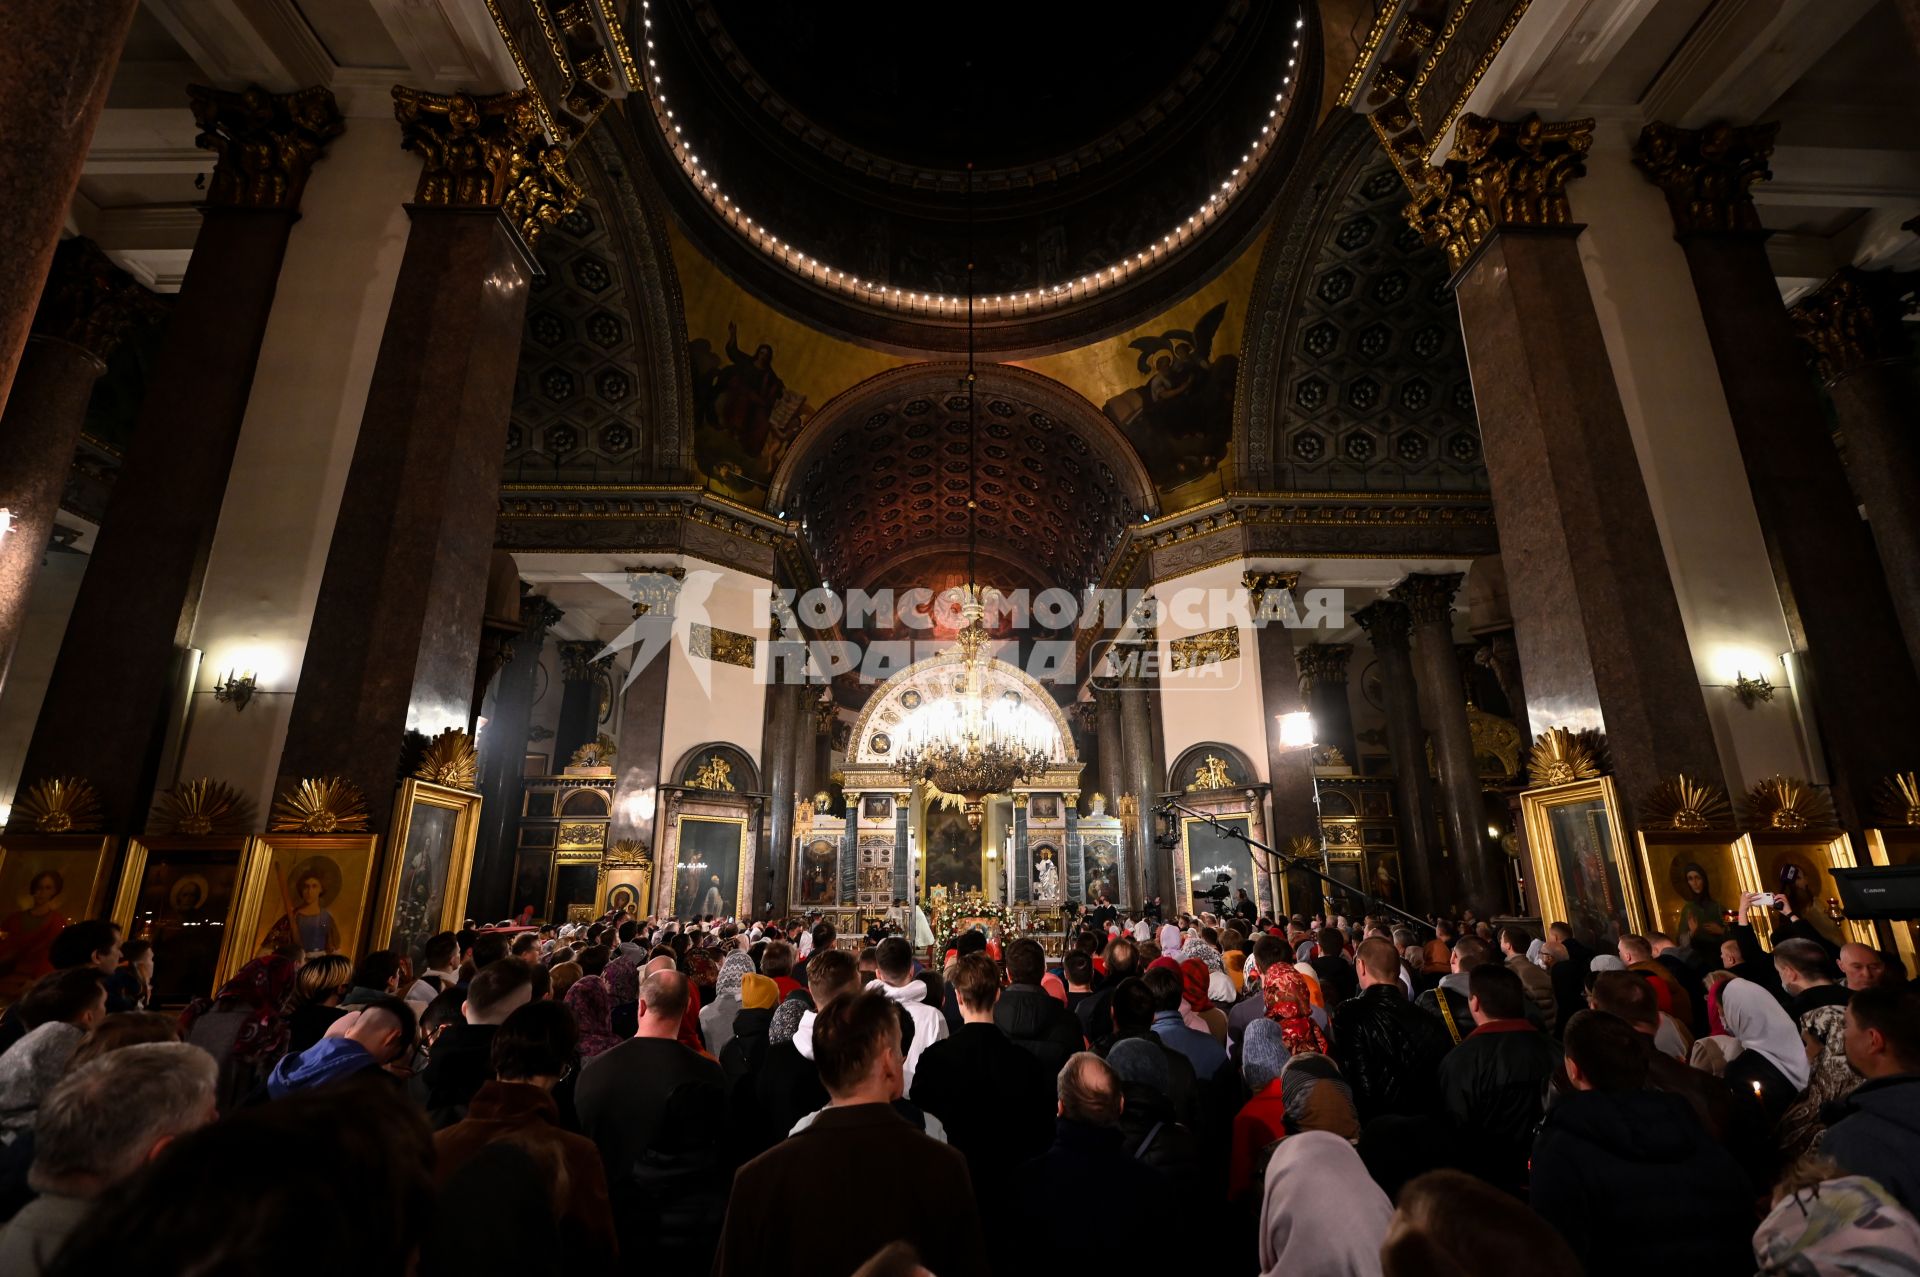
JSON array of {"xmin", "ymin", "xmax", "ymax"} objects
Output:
[
  {"xmin": 213, "ymin": 670, "xmax": 257, "ymax": 711},
  {"xmin": 1732, "ymin": 672, "xmax": 1775, "ymax": 709}
]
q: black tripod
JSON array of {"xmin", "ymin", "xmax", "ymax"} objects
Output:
[{"xmin": 1156, "ymin": 797, "xmax": 1433, "ymax": 935}]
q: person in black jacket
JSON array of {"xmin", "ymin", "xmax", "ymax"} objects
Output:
[
  {"xmin": 1531, "ymin": 1010, "xmax": 1751, "ymax": 1272},
  {"xmin": 1077, "ymin": 938, "xmax": 1138, "ymax": 1049},
  {"xmin": 1434, "ymin": 964, "xmax": 1559, "ymax": 1194},
  {"xmin": 1331, "ymin": 938, "xmax": 1453, "ymax": 1122},
  {"xmin": 994, "ymin": 939, "xmax": 1083, "ymax": 1075},
  {"xmin": 909, "ymin": 952, "xmax": 1053, "ymax": 1212},
  {"xmin": 420, "ymin": 960, "xmax": 534, "ymax": 1129},
  {"xmin": 1822, "ymin": 985, "xmax": 1920, "ymax": 1213},
  {"xmin": 1308, "ymin": 928, "xmax": 1359, "ymax": 1008},
  {"xmin": 1011, "ymin": 1053, "xmax": 1168, "ymax": 1268}
]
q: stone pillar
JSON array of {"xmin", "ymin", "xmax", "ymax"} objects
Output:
[
  {"xmin": 761, "ymin": 660, "xmax": 804, "ymax": 919},
  {"xmin": 1246, "ymin": 571, "xmax": 1319, "ymax": 855},
  {"xmin": 607, "ymin": 570, "xmax": 684, "ymax": 860},
  {"xmin": 19, "ymin": 86, "xmax": 343, "ymax": 832},
  {"xmin": 1409, "ymin": 113, "xmax": 1725, "ymax": 835},
  {"xmin": 1634, "ymin": 122, "xmax": 1920, "ymax": 826},
  {"xmin": 1476, "ymin": 627, "xmax": 1530, "ymax": 733},
  {"xmin": 1353, "ymin": 600, "xmax": 1443, "ymax": 914},
  {"xmin": 552, "ymin": 641, "xmax": 604, "ymax": 765},
  {"xmin": 0, "ymin": 0, "xmax": 140, "ymax": 414},
  {"xmin": 1095, "ymin": 688, "xmax": 1124, "ymax": 816},
  {"xmin": 1013, "ymin": 792, "xmax": 1031, "ymax": 904},
  {"xmin": 1064, "ymin": 791, "xmax": 1083, "ymax": 904},
  {"xmin": 1118, "ymin": 658, "xmax": 1164, "ymax": 906},
  {"xmin": 0, "ymin": 240, "xmax": 163, "ymax": 694},
  {"xmin": 1791, "ymin": 268, "xmax": 1920, "ymax": 678},
  {"xmin": 1294, "ymin": 643, "xmax": 1359, "ymax": 769},
  {"xmin": 471, "ymin": 596, "xmax": 562, "ymax": 919},
  {"xmin": 275, "ymin": 89, "xmax": 580, "ymax": 828},
  {"xmin": 892, "ymin": 794, "xmax": 911, "ymax": 908},
  {"xmin": 839, "ymin": 789, "xmax": 861, "ymax": 905},
  {"xmin": 1394, "ymin": 573, "xmax": 1501, "ymax": 917}
]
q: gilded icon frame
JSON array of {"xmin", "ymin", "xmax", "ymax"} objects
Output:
[
  {"xmin": 0, "ymin": 834, "xmax": 118, "ymax": 1003},
  {"xmin": 374, "ymin": 780, "xmax": 480, "ymax": 957},
  {"xmin": 112, "ymin": 835, "xmax": 255, "ymax": 1000},
  {"xmin": 1634, "ymin": 830, "xmax": 1756, "ymax": 955},
  {"xmin": 1740, "ymin": 831, "xmax": 1872, "ymax": 950},
  {"xmin": 1518, "ymin": 777, "xmax": 1646, "ymax": 942},
  {"xmin": 232, "ymin": 833, "xmax": 381, "ymax": 968},
  {"xmin": 1864, "ymin": 827, "xmax": 1920, "ymax": 971}
]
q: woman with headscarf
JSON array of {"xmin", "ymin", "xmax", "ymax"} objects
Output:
[
  {"xmin": 1259, "ymin": 1130, "xmax": 1393, "ymax": 1277},
  {"xmin": 1776, "ymin": 997, "xmax": 1864, "ymax": 1166},
  {"xmin": 1753, "ymin": 1164, "xmax": 1920, "ymax": 1277},
  {"xmin": 1182, "ymin": 940, "xmax": 1236, "ymax": 1005},
  {"xmin": 179, "ymin": 955, "xmax": 299, "ymax": 1111},
  {"xmin": 1674, "ymin": 862, "xmax": 1730, "ymax": 953},
  {"xmin": 1231, "ymin": 1020, "xmax": 1293, "ymax": 1202},
  {"xmin": 701, "ymin": 952, "xmax": 755, "ymax": 1057},
  {"xmin": 1157, "ymin": 922, "xmax": 1182, "ymax": 960},
  {"xmin": 1691, "ymin": 975, "xmax": 1810, "ymax": 1126},
  {"xmin": 563, "ymin": 975, "xmax": 621, "ymax": 1059},
  {"xmin": 601, "ymin": 957, "xmax": 640, "ymax": 1039},
  {"xmin": 1179, "ymin": 959, "xmax": 1228, "ymax": 1044}
]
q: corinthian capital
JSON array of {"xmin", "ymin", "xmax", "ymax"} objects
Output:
[
  {"xmin": 1243, "ymin": 570, "xmax": 1300, "ymax": 618},
  {"xmin": 1405, "ymin": 113, "xmax": 1593, "ymax": 273},
  {"xmin": 1391, "ymin": 572, "xmax": 1465, "ymax": 626},
  {"xmin": 1353, "ymin": 600, "xmax": 1413, "ymax": 652},
  {"xmin": 1295, "ymin": 643, "xmax": 1353, "ymax": 690},
  {"xmin": 189, "ymin": 84, "xmax": 344, "ymax": 210},
  {"xmin": 31, "ymin": 237, "xmax": 167, "ymax": 360},
  {"xmin": 1789, "ymin": 268, "xmax": 1918, "ymax": 387},
  {"xmin": 392, "ymin": 87, "xmax": 584, "ymax": 249},
  {"xmin": 1632, "ymin": 121, "xmax": 1776, "ymax": 236}
]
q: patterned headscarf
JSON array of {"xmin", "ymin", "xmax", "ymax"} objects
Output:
[
  {"xmin": 716, "ymin": 952, "xmax": 755, "ymax": 1001},
  {"xmin": 769, "ymin": 995, "xmax": 810, "ymax": 1047},
  {"xmin": 1179, "ymin": 959, "xmax": 1212, "ymax": 1014},
  {"xmin": 686, "ymin": 948, "xmax": 721, "ymax": 991},
  {"xmin": 1243, "ymin": 1018, "xmax": 1290, "ymax": 1092},
  {"xmin": 1184, "ymin": 940, "xmax": 1224, "ymax": 973},
  {"xmin": 1262, "ymin": 963, "xmax": 1330, "ymax": 1055},
  {"xmin": 1754, "ymin": 1175, "xmax": 1920, "ymax": 1277},
  {"xmin": 1280, "ymin": 1052, "xmax": 1359, "ymax": 1142},
  {"xmin": 565, "ymin": 975, "xmax": 621, "ymax": 1057},
  {"xmin": 179, "ymin": 956, "xmax": 299, "ymax": 1064},
  {"xmin": 602, "ymin": 956, "xmax": 640, "ymax": 1006}
]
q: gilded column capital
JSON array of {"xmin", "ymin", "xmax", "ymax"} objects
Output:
[
  {"xmin": 1391, "ymin": 572, "xmax": 1465, "ymax": 627},
  {"xmin": 1294, "ymin": 643, "xmax": 1353, "ymax": 689},
  {"xmin": 1243, "ymin": 570, "xmax": 1300, "ymax": 616},
  {"xmin": 1789, "ymin": 267, "xmax": 1919, "ymax": 387},
  {"xmin": 557, "ymin": 639, "xmax": 603, "ymax": 682},
  {"xmin": 1632, "ymin": 121, "xmax": 1777, "ymax": 236},
  {"xmin": 189, "ymin": 84, "xmax": 344, "ymax": 210},
  {"xmin": 391, "ymin": 87, "xmax": 584, "ymax": 249},
  {"xmin": 1352, "ymin": 599, "xmax": 1413, "ymax": 652},
  {"xmin": 1405, "ymin": 113, "xmax": 1593, "ymax": 273},
  {"xmin": 30, "ymin": 236, "xmax": 167, "ymax": 361},
  {"xmin": 523, "ymin": 595, "xmax": 567, "ymax": 635}
]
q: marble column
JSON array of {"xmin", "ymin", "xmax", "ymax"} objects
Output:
[
  {"xmin": 0, "ymin": 240, "xmax": 163, "ymax": 695},
  {"xmin": 1294, "ymin": 643, "xmax": 1359, "ymax": 769},
  {"xmin": 1411, "ymin": 114, "xmax": 1724, "ymax": 837},
  {"xmin": 19, "ymin": 86, "xmax": 343, "ymax": 832},
  {"xmin": 275, "ymin": 89, "xmax": 580, "ymax": 828},
  {"xmin": 1476, "ymin": 628, "xmax": 1530, "ymax": 734},
  {"xmin": 1013, "ymin": 793, "xmax": 1031, "ymax": 904},
  {"xmin": 839, "ymin": 789, "xmax": 860, "ymax": 905},
  {"xmin": 761, "ymin": 661, "xmax": 804, "ymax": 918},
  {"xmin": 471, "ymin": 596, "xmax": 562, "ymax": 919},
  {"xmin": 552, "ymin": 641, "xmax": 604, "ymax": 766},
  {"xmin": 1395, "ymin": 573, "xmax": 1501, "ymax": 917},
  {"xmin": 1095, "ymin": 688, "xmax": 1124, "ymax": 817},
  {"xmin": 892, "ymin": 795, "xmax": 911, "ymax": 908},
  {"xmin": 0, "ymin": 0, "xmax": 140, "ymax": 415},
  {"xmin": 1354, "ymin": 600, "xmax": 1442, "ymax": 914},
  {"xmin": 1634, "ymin": 122, "xmax": 1920, "ymax": 825},
  {"xmin": 1118, "ymin": 659, "xmax": 1164, "ymax": 907},
  {"xmin": 1246, "ymin": 571, "xmax": 1319, "ymax": 866},
  {"xmin": 1790, "ymin": 268, "xmax": 1920, "ymax": 678}
]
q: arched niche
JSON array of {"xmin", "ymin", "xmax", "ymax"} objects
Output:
[
  {"xmin": 671, "ymin": 742, "xmax": 761, "ymax": 793},
  {"xmin": 847, "ymin": 652, "xmax": 1079, "ymax": 768},
  {"xmin": 1167, "ymin": 741, "xmax": 1258, "ymax": 794}
]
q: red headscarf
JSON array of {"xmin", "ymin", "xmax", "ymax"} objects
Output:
[
  {"xmin": 1262, "ymin": 963, "xmax": 1330, "ymax": 1056},
  {"xmin": 1179, "ymin": 959, "xmax": 1212, "ymax": 1014},
  {"xmin": 179, "ymin": 955, "xmax": 298, "ymax": 1064}
]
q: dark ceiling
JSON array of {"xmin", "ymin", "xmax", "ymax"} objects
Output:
[{"xmin": 707, "ymin": 0, "xmax": 1235, "ymax": 171}]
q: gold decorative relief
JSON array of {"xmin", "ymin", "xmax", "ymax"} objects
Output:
[
  {"xmin": 269, "ymin": 777, "xmax": 370, "ymax": 833},
  {"xmin": 569, "ymin": 733, "xmax": 617, "ymax": 767},
  {"xmin": 1406, "ymin": 114, "xmax": 1593, "ymax": 272},
  {"xmin": 1527, "ymin": 727, "xmax": 1602, "ymax": 788},
  {"xmin": 1743, "ymin": 776, "xmax": 1835, "ymax": 832},
  {"xmin": 391, "ymin": 87, "xmax": 583, "ymax": 249},
  {"xmin": 1188, "ymin": 755, "xmax": 1235, "ymax": 792},
  {"xmin": 189, "ymin": 84, "xmax": 344, "ymax": 210},
  {"xmin": 558, "ymin": 822, "xmax": 607, "ymax": 849},
  {"xmin": 1877, "ymin": 772, "xmax": 1920, "ymax": 828},
  {"xmin": 688, "ymin": 622, "xmax": 756, "ymax": 669},
  {"xmin": 414, "ymin": 729, "xmax": 479, "ymax": 791},
  {"xmin": 690, "ymin": 755, "xmax": 736, "ymax": 792},
  {"xmin": 1642, "ymin": 774, "xmax": 1734, "ymax": 832},
  {"xmin": 11, "ymin": 778, "xmax": 104, "ymax": 834},
  {"xmin": 1790, "ymin": 269, "xmax": 1918, "ymax": 388},
  {"xmin": 151, "ymin": 779, "xmax": 254, "ymax": 836},
  {"xmin": 1632, "ymin": 121, "xmax": 1776, "ymax": 236},
  {"xmin": 1168, "ymin": 625, "xmax": 1240, "ymax": 672}
]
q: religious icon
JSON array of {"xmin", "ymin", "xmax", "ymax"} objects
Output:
[
  {"xmin": 1189, "ymin": 755, "xmax": 1234, "ymax": 792},
  {"xmin": 799, "ymin": 838, "xmax": 837, "ymax": 905},
  {"xmin": 1033, "ymin": 846, "xmax": 1061, "ymax": 902},
  {"xmin": 0, "ymin": 868, "xmax": 69, "ymax": 1002},
  {"xmin": 690, "ymin": 321, "xmax": 810, "ymax": 494},
  {"xmin": 1102, "ymin": 301, "xmax": 1240, "ymax": 490},
  {"xmin": 117, "ymin": 841, "xmax": 248, "ymax": 1004},
  {"xmin": 259, "ymin": 856, "xmax": 343, "ymax": 959},
  {"xmin": 672, "ymin": 816, "xmax": 744, "ymax": 920},
  {"xmin": 1670, "ymin": 859, "xmax": 1732, "ymax": 951},
  {"xmin": 607, "ymin": 883, "xmax": 641, "ymax": 914}
]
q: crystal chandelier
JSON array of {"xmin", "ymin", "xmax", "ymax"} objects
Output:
[{"xmin": 891, "ymin": 157, "xmax": 1056, "ymax": 830}]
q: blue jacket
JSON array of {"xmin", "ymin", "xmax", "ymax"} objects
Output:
[
  {"xmin": 1150, "ymin": 1010, "xmax": 1227, "ymax": 1080},
  {"xmin": 267, "ymin": 1037, "xmax": 376, "ymax": 1098},
  {"xmin": 1822, "ymin": 1074, "xmax": 1920, "ymax": 1214}
]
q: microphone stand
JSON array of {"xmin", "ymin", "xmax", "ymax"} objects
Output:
[{"xmin": 1156, "ymin": 796, "xmax": 1433, "ymax": 936}]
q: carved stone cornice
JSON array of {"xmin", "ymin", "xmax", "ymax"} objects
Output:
[
  {"xmin": 1406, "ymin": 113, "xmax": 1592, "ymax": 273},
  {"xmin": 1391, "ymin": 571, "xmax": 1465, "ymax": 626},
  {"xmin": 189, "ymin": 84, "xmax": 344, "ymax": 210},
  {"xmin": 30, "ymin": 237, "xmax": 167, "ymax": 360},
  {"xmin": 1632, "ymin": 121, "xmax": 1777, "ymax": 237},
  {"xmin": 1789, "ymin": 267, "xmax": 1919, "ymax": 386},
  {"xmin": 1353, "ymin": 599, "xmax": 1414, "ymax": 652},
  {"xmin": 392, "ymin": 87, "xmax": 584, "ymax": 249},
  {"xmin": 484, "ymin": 0, "xmax": 637, "ymax": 141},
  {"xmin": 1295, "ymin": 643, "xmax": 1353, "ymax": 689}
]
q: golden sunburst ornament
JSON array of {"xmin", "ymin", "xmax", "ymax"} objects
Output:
[
  {"xmin": 1286, "ymin": 834, "xmax": 1321, "ymax": 860},
  {"xmin": 1642, "ymin": 774, "xmax": 1734, "ymax": 831},
  {"xmin": 1528, "ymin": 727, "xmax": 1602, "ymax": 788},
  {"xmin": 11, "ymin": 777, "xmax": 104, "ymax": 833},
  {"xmin": 1743, "ymin": 775, "xmax": 1834, "ymax": 832},
  {"xmin": 269, "ymin": 776, "xmax": 369, "ymax": 833},
  {"xmin": 1877, "ymin": 772, "xmax": 1920, "ymax": 828},
  {"xmin": 152, "ymin": 779, "xmax": 254, "ymax": 836},
  {"xmin": 414, "ymin": 729, "xmax": 478, "ymax": 790}
]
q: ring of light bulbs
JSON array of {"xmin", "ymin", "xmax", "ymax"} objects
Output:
[{"xmin": 634, "ymin": 1, "xmax": 1306, "ymax": 318}]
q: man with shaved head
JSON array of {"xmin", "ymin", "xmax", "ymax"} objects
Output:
[
  {"xmin": 576, "ymin": 968, "xmax": 729, "ymax": 1264},
  {"xmin": 1330, "ymin": 937, "xmax": 1453, "ymax": 1121}
]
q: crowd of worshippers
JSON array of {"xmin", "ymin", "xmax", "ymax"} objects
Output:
[{"xmin": 0, "ymin": 898, "xmax": 1914, "ymax": 1277}]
